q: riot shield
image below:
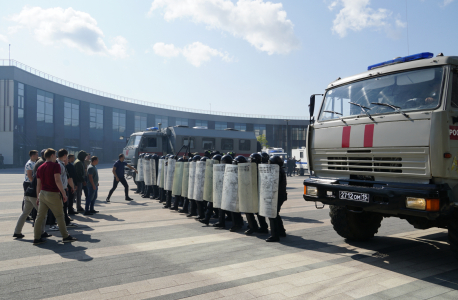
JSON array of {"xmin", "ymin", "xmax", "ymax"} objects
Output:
[
  {"xmin": 151, "ymin": 159, "xmax": 157, "ymax": 186},
  {"xmin": 164, "ymin": 161, "xmax": 169, "ymax": 191},
  {"xmin": 193, "ymin": 161, "xmax": 206, "ymax": 201},
  {"xmin": 181, "ymin": 162, "xmax": 189, "ymax": 198},
  {"xmin": 221, "ymin": 164, "xmax": 239, "ymax": 212},
  {"xmin": 144, "ymin": 159, "xmax": 152, "ymax": 186},
  {"xmin": 203, "ymin": 160, "xmax": 217, "ymax": 202},
  {"xmin": 238, "ymin": 162, "xmax": 258, "ymax": 213},
  {"xmin": 166, "ymin": 159, "xmax": 176, "ymax": 191},
  {"xmin": 258, "ymin": 164, "xmax": 280, "ymax": 218},
  {"xmin": 172, "ymin": 161, "xmax": 183, "ymax": 196},
  {"xmin": 137, "ymin": 158, "xmax": 144, "ymax": 182},
  {"xmin": 157, "ymin": 159, "xmax": 164, "ymax": 188},
  {"xmin": 212, "ymin": 164, "xmax": 226, "ymax": 209},
  {"xmin": 188, "ymin": 162, "xmax": 196, "ymax": 199}
]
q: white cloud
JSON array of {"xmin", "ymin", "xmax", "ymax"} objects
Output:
[
  {"xmin": 0, "ymin": 34, "xmax": 8, "ymax": 43},
  {"xmin": 329, "ymin": 0, "xmax": 404, "ymax": 38},
  {"xmin": 442, "ymin": 0, "xmax": 454, "ymax": 6},
  {"xmin": 149, "ymin": 0, "xmax": 299, "ymax": 55},
  {"xmin": 153, "ymin": 42, "xmax": 232, "ymax": 67},
  {"xmin": 9, "ymin": 6, "xmax": 130, "ymax": 58}
]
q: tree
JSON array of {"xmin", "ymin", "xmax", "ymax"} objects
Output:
[{"xmin": 257, "ymin": 134, "xmax": 269, "ymax": 149}]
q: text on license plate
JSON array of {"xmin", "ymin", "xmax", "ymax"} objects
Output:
[{"xmin": 339, "ymin": 191, "xmax": 369, "ymax": 202}]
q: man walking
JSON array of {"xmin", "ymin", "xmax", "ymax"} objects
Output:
[
  {"xmin": 74, "ymin": 150, "xmax": 87, "ymax": 212},
  {"xmin": 85, "ymin": 156, "xmax": 99, "ymax": 215},
  {"xmin": 106, "ymin": 154, "xmax": 137, "ymax": 202},
  {"xmin": 33, "ymin": 148, "xmax": 77, "ymax": 245},
  {"xmin": 56, "ymin": 149, "xmax": 78, "ymax": 229},
  {"xmin": 66, "ymin": 154, "xmax": 78, "ymax": 215}
]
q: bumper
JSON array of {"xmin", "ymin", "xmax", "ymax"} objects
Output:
[{"xmin": 303, "ymin": 177, "xmax": 451, "ymax": 220}]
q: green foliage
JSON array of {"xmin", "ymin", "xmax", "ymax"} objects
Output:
[{"xmin": 257, "ymin": 134, "xmax": 269, "ymax": 149}]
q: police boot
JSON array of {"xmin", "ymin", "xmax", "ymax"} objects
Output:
[
  {"xmin": 276, "ymin": 214, "xmax": 286, "ymax": 237},
  {"xmin": 187, "ymin": 200, "xmax": 197, "ymax": 217},
  {"xmin": 213, "ymin": 209, "xmax": 226, "ymax": 229},
  {"xmin": 266, "ymin": 218, "xmax": 280, "ymax": 242},
  {"xmin": 142, "ymin": 183, "xmax": 148, "ymax": 196},
  {"xmin": 164, "ymin": 191, "xmax": 172, "ymax": 208},
  {"xmin": 230, "ymin": 213, "xmax": 243, "ymax": 232},
  {"xmin": 159, "ymin": 188, "xmax": 165, "ymax": 203},
  {"xmin": 151, "ymin": 186, "xmax": 158, "ymax": 199},
  {"xmin": 179, "ymin": 198, "xmax": 189, "ymax": 214},
  {"xmin": 195, "ymin": 201, "xmax": 205, "ymax": 220},
  {"xmin": 200, "ymin": 202, "xmax": 213, "ymax": 226},
  {"xmin": 142, "ymin": 186, "xmax": 151, "ymax": 198},
  {"xmin": 245, "ymin": 213, "xmax": 259, "ymax": 235},
  {"xmin": 139, "ymin": 182, "xmax": 145, "ymax": 195},
  {"xmin": 171, "ymin": 195, "xmax": 179, "ymax": 211},
  {"xmin": 135, "ymin": 182, "xmax": 141, "ymax": 194},
  {"xmin": 257, "ymin": 214, "xmax": 269, "ymax": 234}
]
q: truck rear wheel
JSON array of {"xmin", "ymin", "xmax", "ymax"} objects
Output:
[
  {"xmin": 448, "ymin": 220, "xmax": 458, "ymax": 261},
  {"xmin": 329, "ymin": 205, "xmax": 383, "ymax": 241}
]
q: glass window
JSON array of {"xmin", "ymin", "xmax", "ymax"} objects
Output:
[
  {"xmin": 300, "ymin": 152, "xmax": 304, "ymax": 158},
  {"xmin": 234, "ymin": 123, "xmax": 246, "ymax": 131},
  {"xmin": 126, "ymin": 135, "xmax": 142, "ymax": 147},
  {"xmin": 202, "ymin": 138, "xmax": 215, "ymax": 150},
  {"xmin": 221, "ymin": 139, "xmax": 233, "ymax": 150},
  {"xmin": 90, "ymin": 104, "xmax": 103, "ymax": 129},
  {"xmin": 64, "ymin": 98, "xmax": 79, "ymax": 139},
  {"xmin": 146, "ymin": 137, "xmax": 157, "ymax": 147},
  {"xmin": 18, "ymin": 83, "xmax": 24, "ymax": 119},
  {"xmin": 176, "ymin": 118, "xmax": 188, "ymax": 126},
  {"xmin": 452, "ymin": 72, "xmax": 458, "ymax": 108},
  {"xmin": 113, "ymin": 108, "xmax": 126, "ymax": 141},
  {"xmin": 183, "ymin": 137, "xmax": 195, "ymax": 149},
  {"xmin": 135, "ymin": 112, "xmax": 147, "ymax": 132},
  {"xmin": 156, "ymin": 115, "xmax": 168, "ymax": 128},
  {"xmin": 239, "ymin": 139, "xmax": 250, "ymax": 151},
  {"xmin": 254, "ymin": 124, "xmax": 266, "ymax": 136},
  {"xmin": 292, "ymin": 127, "xmax": 306, "ymax": 140},
  {"xmin": 195, "ymin": 120, "xmax": 208, "ymax": 128},
  {"xmin": 216, "ymin": 122, "xmax": 227, "ymax": 130},
  {"xmin": 37, "ymin": 90, "xmax": 53, "ymax": 124},
  {"xmin": 319, "ymin": 67, "xmax": 444, "ymax": 121}
]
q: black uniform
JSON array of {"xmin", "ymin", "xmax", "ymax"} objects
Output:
[{"xmin": 267, "ymin": 167, "xmax": 287, "ymax": 242}]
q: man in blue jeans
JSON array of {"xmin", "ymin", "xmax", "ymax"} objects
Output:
[
  {"xmin": 85, "ymin": 156, "xmax": 99, "ymax": 216},
  {"xmin": 106, "ymin": 154, "xmax": 137, "ymax": 202}
]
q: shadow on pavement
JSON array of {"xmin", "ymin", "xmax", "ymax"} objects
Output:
[{"xmin": 281, "ymin": 215, "xmax": 324, "ymax": 223}]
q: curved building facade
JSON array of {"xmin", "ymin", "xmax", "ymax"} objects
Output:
[{"xmin": 0, "ymin": 61, "xmax": 308, "ymax": 167}]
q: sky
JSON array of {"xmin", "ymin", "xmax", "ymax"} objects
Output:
[{"xmin": 0, "ymin": 0, "xmax": 457, "ymax": 118}]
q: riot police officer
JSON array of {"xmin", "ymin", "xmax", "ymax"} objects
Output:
[
  {"xmin": 261, "ymin": 152, "xmax": 269, "ymax": 164},
  {"xmin": 266, "ymin": 155, "xmax": 287, "ymax": 242},
  {"xmin": 164, "ymin": 155, "xmax": 177, "ymax": 209},
  {"xmin": 187, "ymin": 155, "xmax": 201, "ymax": 218},
  {"xmin": 151, "ymin": 154, "xmax": 160, "ymax": 199},
  {"xmin": 229, "ymin": 155, "xmax": 246, "ymax": 232},
  {"xmin": 142, "ymin": 154, "xmax": 152, "ymax": 198},
  {"xmin": 171, "ymin": 157, "xmax": 185, "ymax": 210},
  {"xmin": 199, "ymin": 154, "xmax": 221, "ymax": 226},
  {"xmin": 213, "ymin": 154, "xmax": 233, "ymax": 229},
  {"xmin": 244, "ymin": 153, "xmax": 269, "ymax": 235},
  {"xmin": 158, "ymin": 156, "xmax": 166, "ymax": 203},
  {"xmin": 179, "ymin": 156, "xmax": 193, "ymax": 214}
]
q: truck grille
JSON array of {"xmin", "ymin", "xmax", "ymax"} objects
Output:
[{"xmin": 314, "ymin": 147, "xmax": 429, "ymax": 177}]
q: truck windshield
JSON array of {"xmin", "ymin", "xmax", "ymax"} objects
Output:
[
  {"xmin": 126, "ymin": 135, "xmax": 142, "ymax": 147},
  {"xmin": 319, "ymin": 67, "xmax": 444, "ymax": 121}
]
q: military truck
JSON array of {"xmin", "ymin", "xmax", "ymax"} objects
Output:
[
  {"xmin": 302, "ymin": 52, "xmax": 458, "ymax": 258},
  {"xmin": 123, "ymin": 125, "xmax": 258, "ymax": 179}
]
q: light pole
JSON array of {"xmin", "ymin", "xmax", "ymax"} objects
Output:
[{"xmin": 285, "ymin": 119, "xmax": 289, "ymax": 157}]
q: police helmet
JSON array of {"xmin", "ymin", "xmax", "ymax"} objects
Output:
[
  {"xmin": 192, "ymin": 155, "xmax": 202, "ymax": 162},
  {"xmin": 204, "ymin": 150, "xmax": 212, "ymax": 158},
  {"xmin": 226, "ymin": 152, "xmax": 236, "ymax": 159},
  {"xmin": 160, "ymin": 156, "xmax": 165, "ymax": 159},
  {"xmin": 211, "ymin": 151, "xmax": 221, "ymax": 157},
  {"xmin": 269, "ymin": 155, "xmax": 284, "ymax": 167},
  {"xmin": 212, "ymin": 154, "xmax": 222, "ymax": 162},
  {"xmin": 188, "ymin": 157, "xmax": 193, "ymax": 162},
  {"xmin": 144, "ymin": 154, "xmax": 150, "ymax": 160},
  {"xmin": 200, "ymin": 156, "xmax": 208, "ymax": 161},
  {"xmin": 249, "ymin": 153, "xmax": 262, "ymax": 165},
  {"xmin": 151, "ymin": 154, "xmax": 159, "ymax": 160},
  {"xmin": 261, "ymin": 152, "xmax": 269, "ymax": 163},
  {"xmin": 177, "ymin": 157, "xmax": 184, "ymax": 162},
  {"xmin": 221, "ymin": 155, "xmax": 233, "ymax": 164},
  {"xmin": 233, "ymin": 155, "xmax": 247, "ymax": 165}
]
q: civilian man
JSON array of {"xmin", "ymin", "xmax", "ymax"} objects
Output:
[
  {"xmin": 85, "ymin": 156, "xmax": 99, "ymax": 215},
  {"xmin": 106, "ymin": 154, "xmax": 136, "ymax": 202}
]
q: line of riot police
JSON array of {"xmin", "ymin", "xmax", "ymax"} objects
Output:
[{"xmin": 133, "ymin": 151, "xmax": 287, "ymax": 242}]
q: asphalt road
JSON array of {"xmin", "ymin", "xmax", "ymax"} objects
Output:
[{"xmin": 0, "ymin": 166, "xmax": 457, "ymax": 299}]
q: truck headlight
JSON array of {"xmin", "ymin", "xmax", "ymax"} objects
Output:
[
  {"xmin": 406, "ymin": 197, "xmax": 440, "ymax": 211},
  {"xmin": 304, "ymin": 186, "xmax": 318, "ymax": 197},
  {"xmin": 406, "ymin": 197, "xmax": 426, "ymax": 210}
]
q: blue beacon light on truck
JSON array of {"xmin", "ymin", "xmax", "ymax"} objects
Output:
[{"xmin": 367, "ymin": 52, "xmax": 434, "ymax": 70}]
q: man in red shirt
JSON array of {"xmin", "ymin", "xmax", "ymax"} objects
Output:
[{"xmin": 33, "ymin": 148, "xmax": 77, "ymax": 245}]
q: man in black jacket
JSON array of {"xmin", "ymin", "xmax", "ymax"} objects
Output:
[
  {"xmin": 74, "ymin": 150, "xmax": 88, "ymax": 212},
  {"xmin": 66, "ymin": 154, "xmax": 78, "ymax": 214}
]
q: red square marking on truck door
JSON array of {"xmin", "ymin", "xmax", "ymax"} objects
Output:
[
  {"xmin": 342, "ymin": 126, "xmax": 351, "ymax": 148},
  {"xmin": 450, "ymin": 126, "xmax": 458, "ymax": 140},
  {"xmin": 364, "ymin": 124, "xmax": 375, "ymax": 147}
]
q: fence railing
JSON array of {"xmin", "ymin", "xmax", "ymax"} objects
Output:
[{"xmin": 0, "ymin": 59, "xmax": 307, "ymax": 120}]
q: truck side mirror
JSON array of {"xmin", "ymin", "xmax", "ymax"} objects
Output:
[{"xmin": 309, "ymin": 95, "xmax": 316, "ymax": 119}]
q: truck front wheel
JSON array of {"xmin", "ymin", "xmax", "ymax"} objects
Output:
[
  {"xmin": 448, "ymin": 219, "xmax": 458, "ymax": 261},
  {"xmin": 329, "ymin": 205, "xmax": 383, "ymax": 241}
]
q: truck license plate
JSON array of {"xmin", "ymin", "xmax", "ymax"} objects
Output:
[{"xmin": 339, "ymin": 191, "xmax": 369, "ymax": 202}]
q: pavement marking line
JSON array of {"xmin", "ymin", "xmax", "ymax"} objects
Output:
[
  {"xmin": 0, "ymin": 218, "xmax": 333, "ymax": 270},
  {"xmin": 42, "ymin": 227, "xmax": 449, "ymax": 300}
]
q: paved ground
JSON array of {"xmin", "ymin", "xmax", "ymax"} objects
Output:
[{"xmin": 1, "ymin": 166, "xmax": 458, "ymax": 300}]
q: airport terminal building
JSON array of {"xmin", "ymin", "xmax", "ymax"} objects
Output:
[{"xmin": 0, "ymin": 60, "xmax": 308, "ymax": 167}]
